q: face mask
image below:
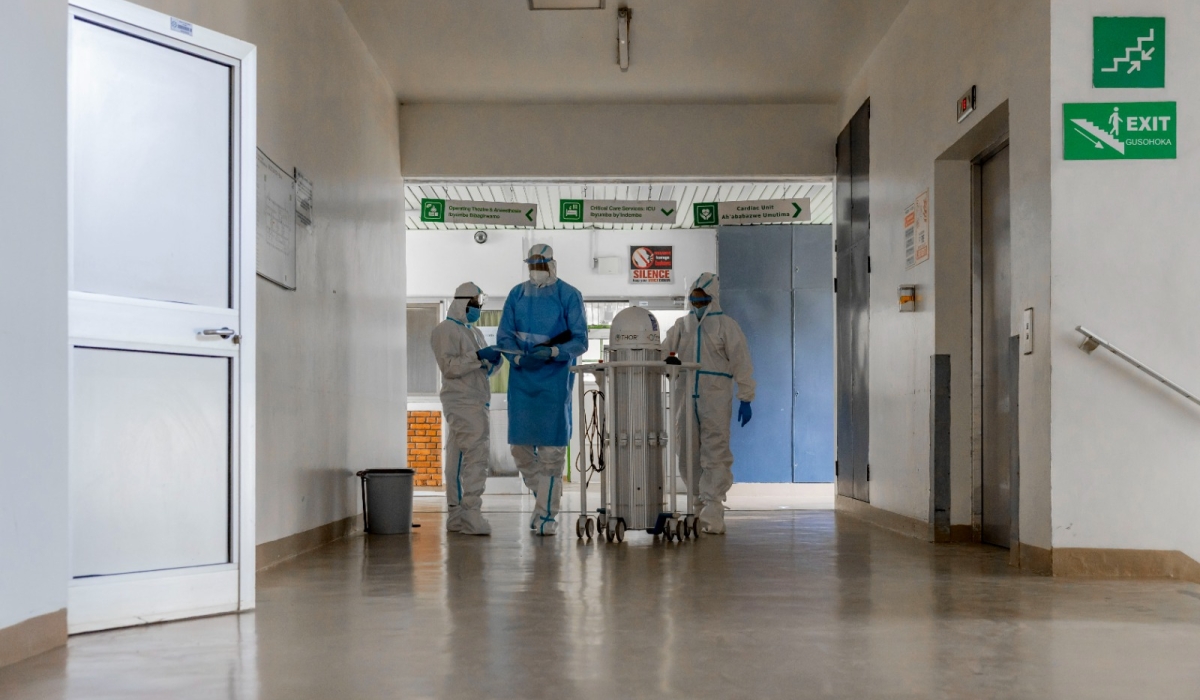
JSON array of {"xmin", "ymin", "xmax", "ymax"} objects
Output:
[
  {"xmin": 530, "ymin": 270, "xmax": 551, "ymax": 286},
  {"xmin": 465, "ymin": 306, "xmax": 481, "ymax": 324}
]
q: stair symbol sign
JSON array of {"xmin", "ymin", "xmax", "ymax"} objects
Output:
[
  {"xmin": 1070, "ymin": 118, "xmax": 1125, "ymax": 155},
  {"xmin": 1101, "ymin": 28, "xmax": 1156, "ymax": 74}
]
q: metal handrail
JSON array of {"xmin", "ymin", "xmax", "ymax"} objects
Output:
[{"xmin": 1075, "ymin": 326, "xmax": 1200, "ymax": 408}]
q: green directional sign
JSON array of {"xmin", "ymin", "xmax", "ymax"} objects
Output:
[
  {"xmin": 1094, "ymin": 17, "xmax": 1165, "ymax": 88},
  {"xmin": 693, "ymin": 199, "xmax": 811, "ymax": 226},
  {"xmin": 1064, "ymin": 102, "xmax": 1176, "ymax": 160},
  {"xmin": 693, "ymin": 202, "xmax": 718, "ymax": 227},
  {"xmin": 420, "ymin": 198, "xmax": 537, "ymax": 227},
  {"xmin": 420, "ymin": 198, "xmax": 445, "ymax": 223},
  {"xmin": 560, "ymin": 199, "xmax": 584, "ymax": 223}
]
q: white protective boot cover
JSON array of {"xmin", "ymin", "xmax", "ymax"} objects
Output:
[
  {"xmin": 458, "ymin": 508, "xmax": 492, "ymax": 536},
  {"xmin": 699, "ymin": 501, "xmax": 726, "ymax": 534}
]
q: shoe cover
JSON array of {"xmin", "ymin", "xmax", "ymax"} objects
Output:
[
  {"xmin": 699, "ymin": 502, "xmax": 726, "ymax": 534},
  {"xmin": 534, "ymin": 519, "xmax": 558, "ymax": 536},
  {"xmin": 446, "ymin": 507, "xmax": 462, "ymax": 532},
  {"xmin": 458, "ymin": 509, "xmax": 492, "ymax": 536}
]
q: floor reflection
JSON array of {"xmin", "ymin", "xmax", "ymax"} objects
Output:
[{"xmin": 2, "ymin": 508, "xmax": 1199, "ymax": 699}]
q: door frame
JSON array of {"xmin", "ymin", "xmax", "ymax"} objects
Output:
[{"xmin": 66, "ymin": 0, "xmax": 257, "ymax": 632}]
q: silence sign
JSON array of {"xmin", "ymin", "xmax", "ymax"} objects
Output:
[{"xmin": 630, "ymin": 245, "xmax": 672, "ymax": 283}]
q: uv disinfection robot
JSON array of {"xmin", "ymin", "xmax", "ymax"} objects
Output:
[{"xmin": 570, "ymin": 307, "xmax": 700, "ymax": 543}]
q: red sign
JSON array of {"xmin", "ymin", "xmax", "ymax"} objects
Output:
[{"xmin": 629, "ymin": 245, "xmax": 673, "ymax": 283}]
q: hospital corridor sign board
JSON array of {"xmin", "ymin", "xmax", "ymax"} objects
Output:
[
  {"xmin": 560, "ymin": 199, "xmax": 678, "ymax": 225},
  {"xmin": 629, "ymin": 246, "xmax": 672, "ymax": 283},
  {"xmin": 420, "ymin": 198, "xmax": 538, "ymax": 227},
  {"xmin": 692, "ymin": 198, "xmax": 811, "ymax": 227},
  {"xmin": 1063, "ymin": 102, "xmax": 1176, "ymax": 160}
]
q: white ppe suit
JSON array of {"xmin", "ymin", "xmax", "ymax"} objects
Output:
[
  {"xmin": 431, "ymin": 282, "xmax": 495, "ymax": 535},
  {"xmin": 661, "ymin": 272, "xmax": 755, "ymax": 532}
]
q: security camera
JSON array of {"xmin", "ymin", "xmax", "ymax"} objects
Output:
[{"xmin": 473, "ymin": 231, "xmax": 488, "ymax": 244}]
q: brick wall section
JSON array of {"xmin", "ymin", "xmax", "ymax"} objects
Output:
[{"xmin": 408, "ymin": 410, "xmax": 443, "ymax": 487}]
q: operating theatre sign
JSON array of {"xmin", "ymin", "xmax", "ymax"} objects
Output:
[{"xmin": 420, "ymin": 198, "xmax": 538, "ymax": 227}]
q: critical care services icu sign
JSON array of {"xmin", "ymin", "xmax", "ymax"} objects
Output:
[{"xmin": 629, "ymin": 246, "xmax": 672, "ymax": 284}]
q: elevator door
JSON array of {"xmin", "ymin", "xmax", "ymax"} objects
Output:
[
  {"xmin": 835, "ymin": 100, "xmax": 870, "ymax": 501},
  {"xmin": 980, "ymin": 146, "xmax": 1013, "ymax": 547}
]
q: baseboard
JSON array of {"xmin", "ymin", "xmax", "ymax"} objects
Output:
[
  {"xmin": 0, "ymin": 608, "xmax": 66, "ymax": 669},
  {"xmin": 256, "ymin": 514, "xmax": 362, "ymax": 571},
  {"xmin": 1017, "ymin": 542, "xmax": 1053, "ymax": 575},
  {"xmin": 1053, "ymin": 547, "xmax": 1200, "ymax": 583},
  {"xmin": 835, "ymin": 495, "xmax": 932, "ymax": 541}
]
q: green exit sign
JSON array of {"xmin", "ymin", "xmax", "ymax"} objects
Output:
[
  {"xmin": 1094, "ymin": 17, "xmax": 1165, "ymax": 88},
  {"xmin": 1063, "ymin": 102, "xmax": 1175, "ymax": 160}
]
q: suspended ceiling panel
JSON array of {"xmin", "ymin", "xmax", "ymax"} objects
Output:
[{"xmin": 404, "ymin": 181, "xmax": 833, "ymax": 230}]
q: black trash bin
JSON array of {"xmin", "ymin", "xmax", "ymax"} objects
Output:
[{"xmin": 356, "ymin": 469, "xmax": 416, "ymax": 534}]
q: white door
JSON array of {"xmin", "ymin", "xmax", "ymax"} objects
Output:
[{"xmin": 67, "ymin": 2, "xmax": 257, "ymax": 634}]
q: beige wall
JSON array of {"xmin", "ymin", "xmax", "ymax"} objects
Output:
[
  {"xmin": 399, "ymin": 103, "xmax": 838, "ymax": 178},
  {"xmin": 837, "ymin": 0, "xmax": 1052, "ymax": 549},
  {"xmin": 138, "ymin": 0, "xmax": 408, "ymax": 544},
  {"xmin": 1050, "ymin": 0, "xmax": 1200, "ymax": 564}
]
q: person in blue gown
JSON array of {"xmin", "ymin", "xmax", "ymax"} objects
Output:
[{"xmin": 496, "ymin": 244, "xmax": 588, "ymax": 536}]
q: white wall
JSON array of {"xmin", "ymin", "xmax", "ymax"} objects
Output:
[
  {"xmin": 838, "ymin": 0, "xmax": 1052, "ymax": 546},
  {"xmin": 0, "ymin": 0, "xmax": 69, "ymax": 635},
  {"xmin": 399, "ymin": 104, "xmax": 838, "ymax": 178},
  {"xmin": 1049, "ymin": 0, "xmax": 1200, "ymax": 563},
  {"xmin": 408, "ymin": 229, "xmax": 717, "ymax": 301},
  {"xmin": 140, "ymin": 0, "xmax": 407, "ymax": 545}
]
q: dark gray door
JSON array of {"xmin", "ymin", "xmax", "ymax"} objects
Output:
[
  {"xmin": 836, "ymin": 100, "xmax": 871, "ymax": 501},
  {"xmin": 981, "ymin": 145, "xmax": 1013, "ymax": 547},
  {"xmin": 720, "ymin": 225, "xmax": 794, "ymax": 483},
  {"xmin": 792, "ymin": 225, "xmax": 835, "ymax": 482}
]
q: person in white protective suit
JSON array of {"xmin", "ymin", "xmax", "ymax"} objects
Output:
[
  {"xmin": 431, "ymin": 282, "xmax": 504, "ymax": 535},
  {"xmin": 496, "ymin": 245, "xmax": 589, "ymax": 536},
  {"xmin": 661, "ymin": 272, "xmax": 755, "ymax": 534}
]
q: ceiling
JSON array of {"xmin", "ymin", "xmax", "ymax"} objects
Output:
[
  {"xmin": 339, "ymin": 0, "xmax": 909, "ymax": 104},
  {"xmin": 404, "ymin": 181, "xmax": 833, "ymax": 230}
]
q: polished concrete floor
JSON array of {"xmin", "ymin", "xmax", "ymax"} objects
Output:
[{"xmin": 4, "ymin": 503, "xmax": 1200, "ymax": 699}]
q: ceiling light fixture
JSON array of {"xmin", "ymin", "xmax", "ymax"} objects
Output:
[
  {"xmin": 528, "ymin": 0, "xmax": 605, "ymax": 9},
  {"xmin": 617, "ymin": 7, "xmax": 630, "ymax": 71}
]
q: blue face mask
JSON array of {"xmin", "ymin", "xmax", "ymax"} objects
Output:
[{"xmin": 465, "ymin": 306, "xmax": 481, "ymax": 324}]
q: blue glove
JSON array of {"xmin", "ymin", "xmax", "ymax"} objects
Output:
[
  {"xmin": 476, "ymin": 346, "xmax": 502, "ymax": 364},
  {"xmin": 737, "ymin": 401, "xmax": 753, "ymax": 427},
  {"xmin": 518, "ymin": 355, "xmax": 546, "ymax": 370},
  {"xmin": 529, "ymin": 346, "xmax": 554, "ymax": 360}
]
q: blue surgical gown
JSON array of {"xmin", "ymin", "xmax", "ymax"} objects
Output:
[{"xmin": 497, "ymin": 279, "xmax": 589, "ymax": 446}]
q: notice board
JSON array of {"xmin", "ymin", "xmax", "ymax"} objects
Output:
[{"xmin": 256, "ymin": 150, "xmax": 296, "ymax": 289}]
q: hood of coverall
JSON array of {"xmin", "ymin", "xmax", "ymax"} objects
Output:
[
  {"xmin": 691, "ymin": 272, "xmax": 722, "ymax": 321},
  {"xmin": 448, "ymin": 281, "xmax": 484, "ymax": 324},
  {"xmin": 525, "ymin": 244, "xmax": 558, "ymax": 287}
]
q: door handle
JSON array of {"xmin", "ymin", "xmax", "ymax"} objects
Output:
[{"xmin": 201, "ymin": 327, "xmax": 240, "ymax": 343}]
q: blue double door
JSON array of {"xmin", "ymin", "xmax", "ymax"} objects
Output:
[{"xmin": 717, "ymin": 224, "xmax": 835, "ymax": 483}]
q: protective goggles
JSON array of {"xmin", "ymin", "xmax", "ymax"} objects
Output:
[
  {"xmin": 688, "ymin": 293, "xmax": 713, "ymax": 306},
  {"xmin": 523, "ymin": 255, "xmax": 554, "ymax": 265},
  {"xmin": 454, "ymin": 293, "xmax": 487, "ymax": 308}
]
